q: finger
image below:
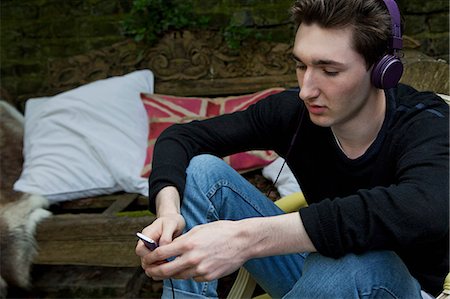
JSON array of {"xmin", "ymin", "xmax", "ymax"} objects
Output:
[
  {"xmin": 159, "ymin": 233, "xmax": 193, "ymax": 258},
  {"xmin": 142, "ymin": 257, "xmax": 167, "ymax": 270},
  {"xmin": 146, "ymin": 254, "xmax": 194, "ymax": 279},
  {"xmin": 144, "ymin": 267, "xmax": 163, "ymax": 280},
  {"xmin": 136, "ymin": 240, "xmax": 151, "ymax": 257},
  {"xmin": 141, "ymin": 225, "xmax": 161, "ymax": 242},
  {"xmin": 143, "ymin": 236, "xmax": 189, "ymax": 265},
  {"xmin": 142, "ymin": 252, "xmax": 163, "ymax": 267},
  {"xmin": 171, "ymin": 263, "xmax": 212, "ymax": 281},
  {"xmin": 142, "ymin": 256, "xmax": 168, "ymax": 279},
  {"xmin": 142, "ymin": 258, "xmax": 169, "ymax": 280},
  {"xmin": 159, "ymin": 221, "xmax": 177, "ymax": 246}
]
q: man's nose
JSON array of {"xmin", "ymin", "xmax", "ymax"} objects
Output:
[{"xmin": 298, "ymin": 69, "xmax": 319, "ymax": 100}]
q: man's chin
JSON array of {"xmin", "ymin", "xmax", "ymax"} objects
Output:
[{"xmin": 308, "ymin": 114, "xmax": 333, "ymax": 128}]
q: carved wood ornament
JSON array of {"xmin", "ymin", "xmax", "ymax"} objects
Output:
[{"xmin": 44, "ymin": 30, "xmax": 298, "ymax": 97}]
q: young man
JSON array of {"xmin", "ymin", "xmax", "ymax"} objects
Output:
[{"xmin": 136, "ymin": 0, "xmax": 449, "ymax": 297}]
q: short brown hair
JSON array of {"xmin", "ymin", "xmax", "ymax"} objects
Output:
[{"xmin": 291, "ymin": 0, "xmax": 400, "ymax": 69}]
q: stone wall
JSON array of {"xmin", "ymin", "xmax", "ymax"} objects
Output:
[
  {"xmin": 397, "ymin": 0, "xmax": 449, "ymax": 61},
  {"xmin": 1, "ymin": 0, "xmax": 132, "ymax": 103},
  {"xmin": 1, "ymin": 0, "xmax": 448, "ymax": 106}
]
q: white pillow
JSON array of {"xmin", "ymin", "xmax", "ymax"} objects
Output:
[
  {"xmin": 262, "ymin": 157, "xmax": 301, "ymax": 198},
  {"xmin": 14, "ymin": 70, "xmax": 154, "ymax": 203}
]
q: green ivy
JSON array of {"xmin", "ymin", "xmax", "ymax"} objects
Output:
[
  {"xmin": 223, "ymin": 25, "xmax": 266, "ymax": 50},
  {"xmin": 122, "ymin": 0, "xmax": 209, "ymax": 44},
  {"xmin": 122, "ymin": 0, "xmax": 273, "ymax": 49}
]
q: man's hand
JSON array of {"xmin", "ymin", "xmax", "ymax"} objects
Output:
[
  {"xmin": 136, "ymin": 186, "xmax": 185, "ymax": 275},
  {"xmin": 136, "ymin": 186, "xmax": 316, "ymax": 282},
  {"xmin": 139, "ymin": 212, "xmax": 316, "ymax": 282},
  {"xmin": 140, "ymin": 220, "xmax": 249, "ymax": 282}
]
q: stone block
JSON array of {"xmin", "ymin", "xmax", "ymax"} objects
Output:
[
  {"xmin": 0, "ymin": 77, "xmax": 19, "ymax": 100},
  {"xmin": 84, "ymin": 36, "xmax": 126, "ymax": 51},
  {"xmin": 117, "ymin": 0, "xmax": 132, "ymax": 13},
  {"xmin": 39, "ymin": 36, "xmax": 115, "ymax": 59},
  {"xmin": 20, "ymin": 20, "xmax": 55, "ymax": 39},
  {"xmin": 398, "ymin": 0, "xmax": 449, "ymax": 13},
  {"xmin": 51, "ymin": 19, "xmax": 79, "ymax": 38},
  {"xmin": 17, "ymin": 75, "xmax": 46, "ymax": 95},
  {"xmin": 0, "ymin": 28, "xmax": 23, "ymax": 51},
  {"xmin": 428, "ymin": 13, "xmax": 449, "ymax": 33},
  {"xmin": 78, "ymin": 17, "xmax": 124, "ymax": 38},
  {"xmin": 0, "ymin": 3, "xmax": 39, "ymax": 21},
  {"xmin": 257, "ymin": 26, "xmax": 295, "ymax": 44},
  {"xmin": 251, "ymin": 7, "xmax": 294, "ymax": 26},
  {"xmin": 230, "ymin": 10, "xmax": 254, "ymax": 26},
  {"xmin": 90, "ymin": 0, "xmax": 121, "ymax": 15},
  {"xmin": 415, "ymin": 32, "xmax": 449, "ymax": 59},
  {"xmin": 1, "ymin": 62, "xmax": 43, "ymax": 78},
  {"xmin": 404, "ymin": 15, "xmax": 427, "ymax": 35},
  {"xmin": 3, "ymin": 40, "xmax": 40, "ymax": 62},
  {"xmin": 430, "ymin": 35, "xmax": 450, "ymax": 57},
  {"xmin": 191, "ymin": 0, "xmax": 218, "ymax": 10},
  {"xmin": 191, "ymin": 0, "xmax": 293, "ymax": 27},
  {"xmin": 39, "ymin": 0, "xmax": 86, "ymax": 19}
]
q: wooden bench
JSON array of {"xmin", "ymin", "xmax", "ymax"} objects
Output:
[
  {"xmin": 33, "ymin": 30, "xmax": 298, "ymax": 264},
  {"xmin": 26, "ymin": 31, "xmax": 296, "ymax": 298},
  {"xmin": 29, "ymin": 31, "xmax": 448, "ymax": 297}
]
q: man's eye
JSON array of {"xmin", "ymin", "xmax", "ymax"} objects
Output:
[{"xmin": 324, "ymin": 69, "xmax": 339, "ymax": 76}]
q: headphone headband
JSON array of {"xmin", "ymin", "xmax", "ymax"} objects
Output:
[
  {"xmin": 371, "ymin": 0, "xmax": 403, "ymax": 88},
  {"xmin": 382, "ymin": 0, "xmax": 402, "ymax": 50}
]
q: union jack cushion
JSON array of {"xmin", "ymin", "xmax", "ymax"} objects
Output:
[{"xmin": 140, "ymin": 88, "xmax": 284, "ymax": 177}]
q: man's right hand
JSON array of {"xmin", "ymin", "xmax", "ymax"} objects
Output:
[
  {"xmin": 154, "ymin": 186, "xmax": 185, "ymax": 245},
  {"xmin": 135, "ymin": 186, "xmax": 185, "ymax": 271}
]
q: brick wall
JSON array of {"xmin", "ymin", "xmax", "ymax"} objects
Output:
[
  {"xmin": 1, "ymin": 0, "xmax": 131, "ymax": 102},
  {"xmin": 1, "ymin": 0, "xmax": 448, "ymax": 105},
  {"xmin": 398, "ymin": 0, "xmax": 449, "ymax": 60}
]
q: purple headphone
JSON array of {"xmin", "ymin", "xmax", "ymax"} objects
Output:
[{"xmin": 371, "ymin": 0, "xmax": 404, "ymax": 89}]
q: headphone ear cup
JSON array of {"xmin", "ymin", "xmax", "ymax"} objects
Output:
[{"xmin": 371, "ymin": 54, "xmax": 404, "ymax": 89}]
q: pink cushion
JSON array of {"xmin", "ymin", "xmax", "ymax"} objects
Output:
[{"xmin": 140, "ymin": 88, "xmax": 284, "ymax": 177}]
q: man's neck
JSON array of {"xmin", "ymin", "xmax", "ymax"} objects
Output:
[{"xmin": 332, "ymin": 89, "xmax": 386, "ymax": 159}]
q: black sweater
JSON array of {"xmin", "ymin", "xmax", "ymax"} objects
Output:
[{"xmin": 148, "ymin": 84, "xmax": 449, "ymax": 295}]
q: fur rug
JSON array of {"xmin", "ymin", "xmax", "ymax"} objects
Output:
[{"xmin": 0, "ymin": 101, "xmax": 51, "ymax": 297}]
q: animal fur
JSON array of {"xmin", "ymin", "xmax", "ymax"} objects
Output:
[{"xmin": 0, "ymin": 101, "xmax": 51, "ymax": 297}]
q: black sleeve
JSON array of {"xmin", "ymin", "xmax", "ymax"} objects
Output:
[{"xmin": 147, "ymin": 90, "xmax": 303, "ymax": 212}]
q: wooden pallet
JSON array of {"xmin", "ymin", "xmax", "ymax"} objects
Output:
[
  {"xmin": 30, "ymin": 173, "xmax": 273, "ymax": 298},
  {"xmin": 27, "ymin": 194, "xmax": 157, "ymax": 298},
  {"xmin": 35, "ymin": 193, "xmax": 154, "ymax": 267}
]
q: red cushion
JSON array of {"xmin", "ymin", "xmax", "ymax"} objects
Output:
[{"xmin": 140, "ymin": 88, "xmax": 284, "ymax": 177}]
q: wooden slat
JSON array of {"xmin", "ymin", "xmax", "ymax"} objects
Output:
[
  {"xmin": 31, "ymin": 265, "xmax": 148, "ymax": 298},
  {"xmin": 35, "ymin": 213, "xmax": 156, "ymax": 267},
  {"xmin": 54, "ymin": 193, "xmax": 145, "ymax": 212},
  {"xmin": 102, "ymin": 197, "xmax": 136, "ymax": 215}
]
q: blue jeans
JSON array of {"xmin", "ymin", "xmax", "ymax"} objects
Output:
[{"xmin": 162, "ymin": 154, "xmax": 422, "ymax": 299}]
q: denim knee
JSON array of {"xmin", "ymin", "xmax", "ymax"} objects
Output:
[
  {"xmin": 183, "ymin": 154, "xmax": 236, "ymax": 217},
  {"xmin": 286, "ymin": 251, "xmax": 421, "ymax": 298},
  {"xmin": 186, "ymin": 154, "xmax": 228, "ymax": 178}
]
